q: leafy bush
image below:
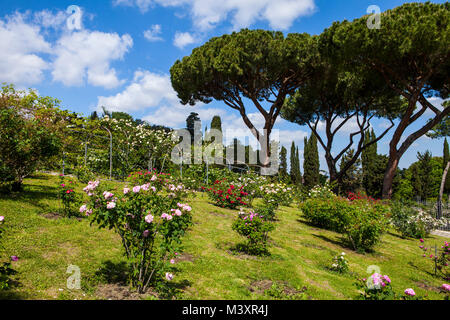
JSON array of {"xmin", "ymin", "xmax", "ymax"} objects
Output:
[
  {"xmin": 0, "ymin": 85, "xmax": 62, "ymax": 192},
  {"xmin": 390, "ymin": 202, "xmax": 447, "ymax": 239},
  {"xmin": 232, "ymin": 210, "xmax": 275, "ymax": 255},
  {"xmin": 253, "ymin": 203, "xmax": 278, "ymax": 221},
  {"xmin": 301, "ymin": 196, "xmax": 389, "ymax": 252},
  {"xmin": 203, "ymin": 179, "xmax": 249, "ymax": 209},
  {"xmin": 80, "ymin": 176, "xmax": 192, "ymax": 293}
]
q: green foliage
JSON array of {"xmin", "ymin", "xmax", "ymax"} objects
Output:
[
  {"xmin": 58, "ymin": 175, "xmax": 80, "ymax": 218},
  {"xmin": 302, "ymin": 195, "xmax": 389, "ymax": 252},
  {"xmin": 210, "ymin": 115, "xmax": 222, "ymax": 133},
  {"xmin": 290, "ymin": 142, "xmax": 301, "ymax": 184},
  {"xmin": 0, "ymin": 84, "xmax": 62, "ymax": 191},
  {"xmin": 232, "ymin": 210, "xmax": 275, "ymax": 255},
  {"xmin": 81, "ymin": 176, "xmax": 192, "ymax": 293},
  {"xmin": 278, "ymin": 146, "xmax": 288, "ymax": 181},
  {"xmin": 338, "ymin": 149, "xmax": 362, "ymax": 195},
  {"xmin": 303, "ymin": 134, "xmax": 320, "ymax": 189},
  {"xmin": 0, "ymin": 217, "xmax": 15, "ymax": 291}
]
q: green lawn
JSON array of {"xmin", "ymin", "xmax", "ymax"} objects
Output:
[{"xmin": 0, "ymin": 174, "xmax": 447, "ymax": 300}]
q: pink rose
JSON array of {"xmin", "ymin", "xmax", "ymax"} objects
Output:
[
  {"xmin": 123, "ymin": 187, "xmax": 130, "ymax": 194},
  {"xmin": 106, "ymin": 202, "xmax": 116, "ymax": 210},
  {"xmin": 0, "ymin": 216, "xmax": 4, "ymax": 222},
  {"xmin": 165, "ymin": 273, "xmax": 173, "ymax": 281},
  {"xmin": 79, "ymin": 205, "xmax": 87, "ymax": 213},
  {"xmin": 133, "ymin": 186, "xmax": 141, "ymax": 193},
  {"xmin": 145, "ymin": 214, "xmax": 154, "ymax": 224},
  {"xmin": 404, "ymin": 288, "xmax": 416, "ymax": 296},
  {"xmin": 442, "ymin": 284, "xmax": 450, "ymax": 292}
]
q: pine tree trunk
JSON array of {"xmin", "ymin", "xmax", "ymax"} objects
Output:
[{"xmin": 438, "ymin": 161, "xmax": 450, "ymax": 219}]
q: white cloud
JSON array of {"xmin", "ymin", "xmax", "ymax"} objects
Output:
[
  {"xmin": 173, "ymin": 31, "xmax": 198, "ymax": 49},
  {"xmin": 144, "ymin": 24, "xmax": 163, "ymax": 41},
  {"xmin": 0, "ymin": 13, "xmax": 51, "ymax": 85},
  {"xmin": 52, "ymin": 30, "xmax": 133, "ymax": 88},
  {"xmin": 115, "ymin": 0, "xmax": 316, "ymax": 30}
]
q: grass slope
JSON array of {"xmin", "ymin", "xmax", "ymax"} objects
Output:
[{"xmin": 0, "ymin": 174, "xmax": 447, "ymax": 300}]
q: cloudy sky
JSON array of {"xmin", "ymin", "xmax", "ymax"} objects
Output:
[{"xmin": 0, "ymin": 0, "xmax": 447, "ymax": 171}]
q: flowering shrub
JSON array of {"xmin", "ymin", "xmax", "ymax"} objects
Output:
[
  {"xmin": 253, "ymin": 203, "xmax": 278, "ymax": 221},
  {"xmin": 441, "ymin": 284, "xmax": 450, "ymax": 300},
  {"xmin": 232, "ymin": 210, "xmax": 275, "ymax": 255},
  {"xmin": 80, "ymin": 178, "xmax": 192, "ymax": 293},
  {"xmin": 302, "ymin": 196, "xmax": 389, "ymax": 252},
  {"xmin": 203, "ymin": 179, "xmax": 249, "ymax": 209},
  {"xmin": 355, "ymin": 273, "xmax": 395, "ymax": 300},
  {"xmin": 308, "ymin": 184, "xmax": 335, "ymax": 200},
  {"xmin": 390, "ymin": 202, "xmax": 447, "ymax": 239},
  {"xmin": 58, "ymin": 175, "xmax": 80, "ymax": 217},
  {"xmin": 260, "ymin": 183, "xmax": 293, "ymax": 208},
  {"xmin": 330, "ymin": 252, "xmax": 349, "ymax": 274},
  {"xmin": 418, "ymin": 239, "xmax": 449, "ymax": 280}
]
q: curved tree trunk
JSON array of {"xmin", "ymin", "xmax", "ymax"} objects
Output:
[{"xmin": 438, "ymin": 161, "xmax": 450, "ymax": 219}]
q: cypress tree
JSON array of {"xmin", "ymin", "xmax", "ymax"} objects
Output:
[
  {"xmin": 304, "ymin": 133, "xmax": 320, "ymax": 189},
  {"xmin": 210, "ymin": 115, "xmax": 222, "ymax": 133},
  {"xmin": 279, "ymin": 146, "xmax": 288, "ymax": 181}
]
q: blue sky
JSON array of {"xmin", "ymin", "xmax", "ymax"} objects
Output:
[{"xmin": 0, "ymin": 0, "xmax": 447, "ymax": 171}]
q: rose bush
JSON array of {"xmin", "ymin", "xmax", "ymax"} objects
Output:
[
  {"xmin": 232, "ymin": 210, "xmax": 275, "ymax": 255},
  {"xmin": 58, "ymin": 175, "xmax": 80, "ymax": 217},
  {"xmin": 203, "ymin": 179, "xmax": 249, "ymax": 209},
  {"xmin": 418, "ymin": 239, "xmax": 449, "ymax": 280},
  {"xmin": 80, "ymin": 176, "xmax": 192, "ymax": 293}
]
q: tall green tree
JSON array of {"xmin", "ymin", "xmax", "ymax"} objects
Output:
[
  {"xmin": 303, "ymin": 133, "xmax": 320, "ymax": 189},
  {"xmin": 279, "ymin": 146, "xmax": 288, "ymax": 181},
  {"xmin": 325, "ymin": 2, "xmax": 450, "ymax": 198},
  {"xmin": 186, "ymin": 112, "xmax": 200, "ymax": 144},
  {"xmin": 170, "ymin": 29, "xmax": 315, "ymax": 167},
  {"xmin": 411, "ymin": 151, "xmax": 434, "ymax": 200},
  {"xmin": 290, "ymin": 142, "xmax": 301, "ymax": 184},
  {"xmin": 210, "ymin": 115, "xmax": 222, "ymax": 133},
  {"xmin": 361, "ymin": 129, "xmax": 385, "ymax": 197}
]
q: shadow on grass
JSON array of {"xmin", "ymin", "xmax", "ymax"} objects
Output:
[
  {"xmin": 94, "ymin": 260, "xmax": 129, "ymax": 285},
  {"xmin": 228, "ymin": 243, "xmax": 271, "ymax": 257},
  {"xmin": 157, "ymin": 279, "xmax": 192, "ymax": 300},
  {"xmin": 0, "ymin": 183, "xmax": 60, "ymax": 214}
]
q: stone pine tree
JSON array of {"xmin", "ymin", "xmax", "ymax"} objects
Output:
[
  {"xmin": 279, "ymin": 146, "xmax": 288, "ymax": 181},
  {"xmin": 327, "ymin": 3, "xmax": 450, "ymax": 199},
  {"xmin": 303, "ymin": 133, "xmax": 320, "ymax": 189},
  {"xmin": 170, "ymin": 29, "xmax": 315, "ymax": 169}
]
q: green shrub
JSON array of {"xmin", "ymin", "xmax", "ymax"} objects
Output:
[
  {"xmin": 301, "ymin": 196, "xmax": 389, "ymax": 252},
  {"xmin": 232, "ymin": 210, "xmax": 275, "ymax": 255}
]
